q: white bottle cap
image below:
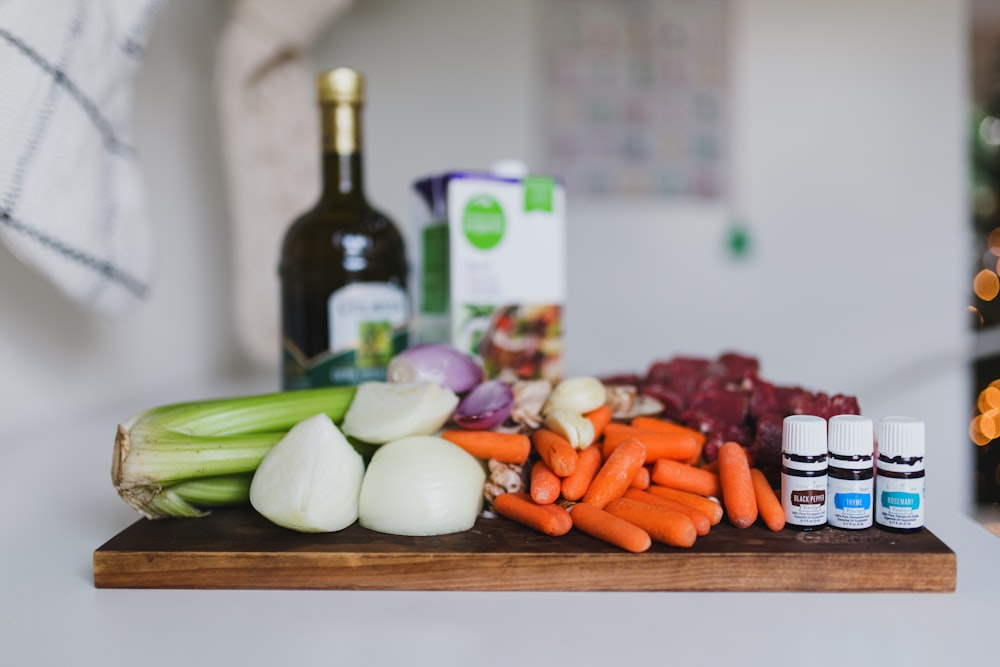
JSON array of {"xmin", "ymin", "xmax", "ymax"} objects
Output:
[
  {"xmin": 878, "ymin": 416, "xmax": 925, "ymax": 458},
  {"xmin": 828, "ymin": 414, "xmax": 874, "ymax": 456},
  {"xmin": 491, "ymin": 159, "xmax": 529, "ymax": 179},
  {"xmin": 782, "ymin": 415, "xmax": 827, "ymax": 456}
]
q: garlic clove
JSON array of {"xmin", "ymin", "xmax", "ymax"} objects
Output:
[
  {"xmin": 544, "ymin": 410, "xmax": 597, "ymax": 450},
  {"xmin": 543, "ymin": 376, "xmax": 607, "ymax": 416}
]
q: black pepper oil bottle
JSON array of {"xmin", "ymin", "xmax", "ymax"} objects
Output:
[{"xmin": 280, "ymin": 68, "xmax": 409, "ymax": 389}]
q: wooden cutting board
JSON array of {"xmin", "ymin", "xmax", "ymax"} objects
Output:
[{"xmin": 94, "ymin": 508, "xmax": 955, "ymax": 592}]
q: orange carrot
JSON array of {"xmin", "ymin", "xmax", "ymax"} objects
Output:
[
  {"xmin": 630, "ymin": 417, "xmax": 706, "ymax": 447},
  {"xmin": 629, "ymin": 465, "xmax": 651, "ymax": 490},
  {"xmin": 624, "ymin": 488, "xmax": 711, "ymax": 536},
  {"xmin": 570, "ymin": 501, "xmax": 651, "ymax": 553},
  {"xmin": 530, "ymin": 460, "xmax": 561, "ymax": 505},
  {"xmin": 630, "ymin": 417, "xmax": 706, "ymax": 464},
  {"xmin": 582, "ymin": 437, "xmax": 647, "ymax": 509},
  {"xmin": 440, "ymin": 430, "xmax": 531, "ymax": 464},
  {"xmin": 604, "ymin": 497, "xmax": 697, "ymax": 548},
  {"xmin": 651, "ymin": 459, "xmax": 721, "ymax": 498},
  {"xmin": 493, "ymin": 493, "xmax": 572, "ymax": 536},
  {"xmin": 645, "ymin": 485, "xmax": 724, "ymax": 526},
  {"xmin": 750, "ymin": 468, "xmax": 786, "ymax": 532},
  {"xmin": 585, "ymin": 405, "xmax": 614, "ymax": 440},
  {"xmin": 560, "ymin": 444, "xmax": 603, "ymax": 501},
  {"xmin": 531, "ymin": 428, "xmax": 578, "ymax": 477},
  {"xmin": 603, "ymin": 428, "xmax": 700, "ymax": 463},
  {"xmin": 718, "ymin": 441, "xmax": 758, "ymax": 529},
  {"xmin": 702, "ymin": 458, "xmax": 720, "ymax": 475}
]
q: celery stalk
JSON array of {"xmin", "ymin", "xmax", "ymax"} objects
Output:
[{"xmin": 112, "ymin": 386, "xmax": 356, "ymax": 519}]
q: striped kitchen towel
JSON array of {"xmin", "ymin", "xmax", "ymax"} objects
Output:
[{"xmin": 0, "ymin": 0, "xmax": 163, "ymax": 311}]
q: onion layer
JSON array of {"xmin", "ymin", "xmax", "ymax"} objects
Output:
[{"xmin": 453, "ymin": 380, "xmax": 514, "ymax": 430}]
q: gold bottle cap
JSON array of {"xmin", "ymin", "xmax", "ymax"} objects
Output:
[{"xmin": 317, "ymin": 68, "xmax": 364, "ymax": 105}]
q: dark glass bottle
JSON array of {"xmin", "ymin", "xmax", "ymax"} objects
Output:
[{"xmin": 279, "ymin": 68, "xmax": 409, "ymax": 389}]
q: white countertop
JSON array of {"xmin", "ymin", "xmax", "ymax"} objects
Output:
[{"xmin": 2, "ymin": 374, "xmax": 998, "ymax": 667}]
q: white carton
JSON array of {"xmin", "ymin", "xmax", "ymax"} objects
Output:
[{"xmin": 410, "ymin": 168, "xmax": 566, "ymax": 382}]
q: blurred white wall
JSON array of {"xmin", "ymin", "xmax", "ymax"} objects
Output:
[{"xmin": 0, "ymin": 0, "xmax": 973, "ymax": 511}]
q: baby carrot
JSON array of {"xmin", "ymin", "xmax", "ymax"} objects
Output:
[
  {"xmin": 493, "ymin": 493, "xmax": 572, "ymax": 536},
  {"xmin": 531, "ymin": 428, "xmax": 578, "ymax": 477},
  {"xmin": 631, "ymin": 416, "xmax": 706, "ymax": 447},
  {"xmin": 582, "ymin": 437, "xmax": 647, "ymax": 509},
  {"xmin": 702, "ymin": 458, "xmax": 720, "ymax": 475},
  {"xmin": 584, "ymin": 404, "xmax": 614, "ymax": 439},
  {"xmin": 651, "ymin": 459, "xmax": 722, "ymax": 498},
  {"xmin": 645, "ymin": 485, "xmax": 724, "ymax": 526},
  {"xmin": 718, "ymin": 441, "xmax": 758, "ymax": 529},
  {"xmin": 629, "ymin": 465, "xmax": 651, "ymax": 490},
  {"xmin": 560, "ymin": 443, "xmax": 603, "ymax": 501},
  {"xmin": 440, "ymin": 430, "xmax": 531, "ymax": 464},
  {"xmin": 624, "ymin": 488, "xmax": 711, "ymax": 536},
  {"xmin": 530, "ymin": 460, "xmax": 561, "ymax": 505},
  {"xmin": 570, "ymin": 501, "xmax": 651, "ymax": 553},
  {"xmin": 604, "ymin": 497, "xmax": 697, "ymax": 548},
  {"xmin": 602, "ymin": 428, "xmax": 700, "ymax": 463},
  {"xmin": 750, "ymin": 468, "xmax": 786, "ymax": 532}
]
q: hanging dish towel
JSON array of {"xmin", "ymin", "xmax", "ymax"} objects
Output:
[
  {"xmin": 0, "ymin": 0, "xmax": 164, "ymax": 311},
  {"xmin": 215, "ymin": 0, "xmax": 355, "ymax": 367}
]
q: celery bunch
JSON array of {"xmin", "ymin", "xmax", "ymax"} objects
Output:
[{"xmin": 112, "ymin": 386, "xmax": 356, "ymax": 519}]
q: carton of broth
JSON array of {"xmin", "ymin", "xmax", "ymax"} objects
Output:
[{"xmin": 411, "ymin": 165, "xmax": 566, "ymax": 382}]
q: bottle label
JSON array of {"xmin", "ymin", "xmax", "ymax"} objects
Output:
[
  {"xmin": 327, "ymin": 282, "xmax": 409, "ymax": 383},
  {"xmin": 781, "ymin": 472, "xmax": 827, "ymax": 527},
  {"xmin": 827, "ymin": 476, "xmax": 873, "ymax": 529},
  {"xmin": 876, "ymin": 475, "xmax": 925, "ymax": 530},
  {"xmin": 281, "ymin": 282, "xmax": 410, "ymax": 389}
]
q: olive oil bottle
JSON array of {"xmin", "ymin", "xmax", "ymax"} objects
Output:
[{"xmin": 280, "ymin": 68, "xmax": 409, "ymax": 389}]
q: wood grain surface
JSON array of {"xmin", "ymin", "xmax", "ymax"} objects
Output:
[{"xmin": 93, "ymin": 508, "xmax": 956, "ymax": 592}]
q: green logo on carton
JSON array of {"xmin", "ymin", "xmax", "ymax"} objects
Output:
[{"xmin": 462, "ymin": 195, "xmax": 505, "ymax": 250}]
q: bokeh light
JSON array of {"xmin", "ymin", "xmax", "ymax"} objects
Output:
[{"xmin": 974, "ymin": 269, "xmax": 1000, "ymax": 301}]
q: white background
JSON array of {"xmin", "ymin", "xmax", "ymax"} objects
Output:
[{"xmin": 0, "ymin": 2, "xmax": 993, "ymax": 665}]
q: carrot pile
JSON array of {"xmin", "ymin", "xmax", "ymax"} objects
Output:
[{"xmin": 461, "ymin": 411, "xmax": 786, "ymax": 553}]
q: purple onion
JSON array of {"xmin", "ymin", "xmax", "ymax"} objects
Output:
[
  {"xmin": 387, "ymin": 344, "xmax": 483, "ymax": 394},
  {"xmin": 453, "ymin": 380, "xmax": 513, "ymax": 430}
]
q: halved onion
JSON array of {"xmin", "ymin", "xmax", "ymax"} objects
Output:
[
  {"xmin": 341, "ymin": 381, "xmax": 459, "ymax": 444},
  {"xmin": 358, "ymin": 436, "xmax": 485, "ymax": 536},
  {"xmin": 249, "ymin": 414, "xmax": 364, "ymax": 532}
]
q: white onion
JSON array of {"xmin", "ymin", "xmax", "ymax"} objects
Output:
[
  {"xmin": 341, "ymin": 381, "xmax": 459, "ymax": 444},
  {"xmin": 358, "ymin": 436, "xmax": 485, "ymax": 536},
  {"xmin": 249, "ymin": 414, "xmax": 365, "ymax": 532}
]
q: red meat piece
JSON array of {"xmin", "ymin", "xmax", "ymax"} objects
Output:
[
  {"xmin": 639, "ymin": 383, "xmax": 686, "ymax": 421},
  {"xmin": 598, "ymin": 373, "xmax": 643, "ymax": 387},
  {"xmin": 716, "ymin": 352, "xmax": 760, "ymax": 382},
  {"xmin": 788, "ymin": 391, "xmax": 861, "ymax": 421},
  {"xmin": 747, "ymin": 412, "xmax": 785, "ymax": 486},
  {"xmin": 749, "ymin": 376, "xmax": 782, "ymax": 418},
  {"xmin": 683, "ymin": 388, "xmax": 749, "ymax": 428}
]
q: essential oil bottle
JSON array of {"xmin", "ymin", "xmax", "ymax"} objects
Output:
[
  {"xmin": 875, "ymin": 416, "xmax": 925, "ymax": 533},
  {"xmin": 781, "ymin": 415, "xmax": 828, "ymax": 530},
  {"xmin": 827, "ymin": 415, "xmax": 874, "ymax": 530}
]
